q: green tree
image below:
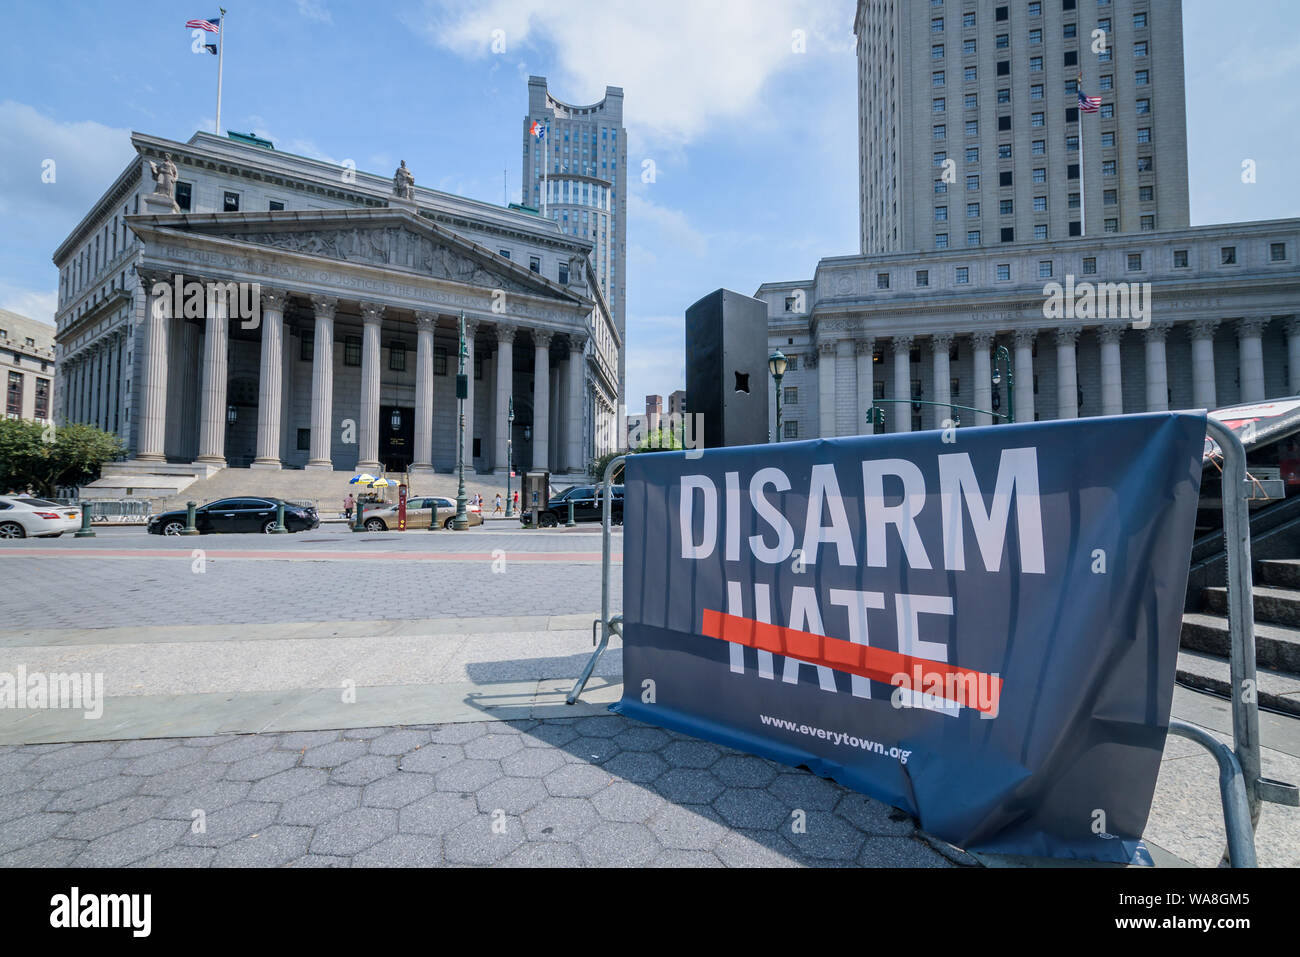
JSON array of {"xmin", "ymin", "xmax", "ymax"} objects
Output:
[{"xmin": 0, "ymin": 420, "xmax": 124, "ymax": 497}]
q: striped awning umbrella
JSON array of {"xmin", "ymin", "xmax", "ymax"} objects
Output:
[
  {"xmin": 370, "ymin": 477, "xmax": 394, "ymax": 488},
  {"xmin": 349, "ymin": 473, "xmax": 377, "ymax": 485}
]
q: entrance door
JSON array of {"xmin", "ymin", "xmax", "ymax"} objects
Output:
[{"xmin": 380, "ymin": 406, "xmax": 415, "ymax": 472}]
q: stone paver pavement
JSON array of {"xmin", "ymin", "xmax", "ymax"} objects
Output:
[{"xmin": 0, "ymin": 714, "xmax": 961, "ymax": 868}]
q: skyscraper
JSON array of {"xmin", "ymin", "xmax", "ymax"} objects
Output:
[
  {"xmin": 524, "ymin": 76, "xmax": 627, "ymax": 401},
  {"xmin": 856, "ymin": 0, "xmax": 1188, "ymax": 255}
]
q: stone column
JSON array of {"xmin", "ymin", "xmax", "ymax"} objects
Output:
[
  {"xmin": 252, "ymin": 288, "xmax": 288, "ymax": 469},
  {"xmin": 493, "ymin": 322, "xmax": 515, "ymax": 473},
  {"xmin": 412, "ymin": 312, "xmax": 437, "ymax": 474},
  {"xmin": 892, "ymin": 335, "xmax": 913, "ymax": 433},
  {"xmin": 855, "ymin": 339, "xmax": 875, "ymax": 435},
  {"xmin": 1055, "ymin": 326, "xmax": 1081, "ymax": 419},
  {"xmin": 971, "ymin": 332, "xmax": 994, "ymax": 426},
  {"xmin": 356, "ymin": 302, "xmax": 385, "ymax": 472},
  {"xmin": 1189, "ymin": 320, "xmax": 1220, "ymax": 411},
  {"xmin": 195, "ymin": 291, "xmax": 230, "ymax": 466},
  {"xmin": 931, "ymin": 333, "xmax": 953, "ymax": 430},
  {"xmin": 305, "ymin": 295, "xmax": 337, "ymax": 470},
  {"xmin": 463, "ymin": 319, "xmax": 479, "ymax": 469},
  {"xmin": 87, "ymin": 345, "xmax": 100, "ymax": 430},
  {"xmin": 1287, "ymin": 318, "xmax": 1300, "ymax": 396},
  {"xmin": 135, "ymin": 274, "xmax": 169, "ymax": 461},
  {"xmin": 532, "ymin": 330, "xmax": 552, "ymax": 471},
  {"xmin": 1237, "ymin": 317, "xmax": 1269, "ymax": 404},
  {"xmin": 817, "ymin": 339, "xmax": 837, "ymax": 438},
  {"xmin": 1013, "ymin": 329, "xmax": 1035, "ymax": 423},
  {"xmin": 1144, "ymin": 322, "xmax": 1173, "ymax": 412},
  {"xmin": 567, "ymin": 333, "xmax": 587, "ymax": 472},
  {"xmin": 97, "ymin": 343, "xmax": 110, "ymax": 430},
  {"xmin": 1098, "ymin": 325, "xmax": 1125, "ymax": 416}
]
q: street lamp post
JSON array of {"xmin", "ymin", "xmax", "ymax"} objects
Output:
[
  {"xmin": 506, "ymin": 396, "xmax": 515, "ymax": 518},
  {"xmin": 453, "ymin": 312, "xmax": 469, "ymax": 531},
  {"xmin": 991, "ymin": 344, "xmax": 1015, "ymax": 424},
  {"xmin": 768, "ymin": 349, "xmax": 788, "ymax": 442}
]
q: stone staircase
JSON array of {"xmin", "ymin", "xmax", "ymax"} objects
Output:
[{"xmin": 1179, "ymin": 559, "xmax": 1300, "ymax": 716}]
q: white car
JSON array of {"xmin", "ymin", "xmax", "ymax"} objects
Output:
[{"xmin": 0, "ymin": 497, "xmax": 83, "ymax": 539}]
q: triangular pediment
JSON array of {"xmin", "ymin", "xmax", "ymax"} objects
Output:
[{"xmin": 147, "ymin": 209, "xmax": 579, "ymax": 302}]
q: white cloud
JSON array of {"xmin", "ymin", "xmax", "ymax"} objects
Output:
[
  {"xmin": 408, "ymin": 0, "xmax": 852, "ymax": 147},
  {"xmin": 0, "ymin": 284, "xmax": 58, "ymax": 326},
  {"xmin": 296, "ymin": 0, "xmax": 333, "ymax": 24},
  {"xmin": 627, "ymin": 193, "xmax": 707, "ymax": 257}
]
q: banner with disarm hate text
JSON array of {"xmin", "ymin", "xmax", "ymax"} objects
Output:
[{"xmin": 613, "ymin": 412, "xmax": 1206, "ymax": 862}]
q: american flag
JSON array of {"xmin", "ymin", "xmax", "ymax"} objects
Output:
[
  {"xmin": 186, "ymin": 17, "xmax": 220, "ymax": 32},
  {"xmin": 1078, "ymin": 90, "xmax": 1102, "ymax": 113},
  {"xmin": 529, "ymin": 120, "xmax": 547, "ymax": 141}
]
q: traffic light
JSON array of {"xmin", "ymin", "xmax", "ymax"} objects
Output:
[{"xmin": 869, "ymin": 405, "xmax": 886, "ymax": 428}]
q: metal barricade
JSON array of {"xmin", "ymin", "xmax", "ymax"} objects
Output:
[
  {"xmin": 81, "ymin": 499, "xmax": 153, "ymax": 524},
  {"xmin": 568, "ymin": 425, "xmax": 1300, "ymax": 866}
]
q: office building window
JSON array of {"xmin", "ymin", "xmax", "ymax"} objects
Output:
[
  {"xmin": 1271, "ymin": 242, "xmax": 1287, "ymax": 262},
  {"xmin": 933, "ymin": 43, "xmax": 945, "ymax": 59},
  {"xmin": 877, "ymin": 272, "xmax": 890, "ymax": 289},
  {"xmin": 963, "ymin": 11, "xmax": 976, "ymax": 27},
  {"xmin": 1083, "ymin": 257, "xmax": 1097, "ymax": 275},
  {"xmin": 223, "ymin": 191, "xmax": 240, "ymax": 212},
  {"xmin": 1135, "ymin": 69, "xmax": 1149, "ymax": 85},
  {"xmin": 1104, "ymin": 218, "xmax": 1119, "ymax": 233},
  {"xmin": 998, "ymin": 143, "xmax": 1012, "ymax": 158},
  {"xmin": 966, "ymin": 147, "xmax": 979, "ymax": 164},
  {"xmin": 1032, "ymin": 168, "xmax": 1046, "ymax": 184},
  {"xmin": 1029, "ymin": 1, "xmax": 1041, "ymax": 14},
  {"xmin": 965, "ymin": 93, "xmax": 978, "ymax": 109},
  {"xmin": 1221, "ymin": 246, "xmax": 1237, "ymax": 265},
  {"xmin": 269, "ymin": 200, "xmax": 285, "ymax": 211},
  {"xmin": 967, "ymin": 174, "xmax": 979, "ymax": 190},
  {"xmin": 916, "ymin": 269, "xmax": 930, "ymax": 287},
  {"xmin": 1136, "ymin": 99, "xmax": 1150, "ymax": 114},
  {"xmin": 966, "ymin": 120, "xmax": 978, "ymax": 136},
  {"xmin": 1000, "ymin": 198, "xmax": 1014, "ymax": 214},
  {"xmin": 967, "ymin": 230, "xmax": 981, "ymax": 245},
  {"xmin": 1001, "ymin": 227, "xmax": 1015, "ymax": 242},
  {"xmin": 1134, "ymin": 11, "xmax": 1147, "ymax": 28},
  {"xmin": 998, "ymin": 87, "xmax": 1011, "ymax": 104},
  {"xmin": 1140, "ymin": 215, "xmax": 1155, "ymax": 230},
  {"xmin": 967, "ymin": 202, "xmax": 980, "ymax": 219},
  {"xmin": 1033, "ymin": 196, "xmax": 1047, "ymax": 212},
  {"xmin": 1104, "ymin": 189, "xmax": 1117, "ymax": 205},
  {"xmin": 936, "ymin": 233, "xmax": 949, "ymax": 248},
  {"xmin": 389, "ymin": 343, "xmax": 406, "ymax": 372},
  {"xmin": 784, "ymin": 421, "xmax": 798, "ymax": 439},
  {"xmin": 999, "ymin": 170, "xmax": 1013, "ymax": 186},
  {"xmin": 963, "ymin": 39, "xmax": 976, "ymax": 54},
  {"xmin": 530, "ymin": 255, "xmax": 541, "ymax": 273},
  {"xmin": 1034, "ymin": 224, "xmax": 1048, "ymax": 239},
  {"xmin": 956, "ymin": 267, "xmax": 970, "ymax": 284},
  {"xmin": 933, "ymin": 71, "xmax": 946, "ymax": 86},
  {"xmin": 1031, "ymin": 112, "xmax": 1045, "ymax": 127},
  {"xmin": 1063, "ymin": 23, "xmax": 1076, "ymax": 38},
  {"xmin": 1101, "ymin": 131, "xmax": 1115, "ymax": 147},
  {"xmin": 965, "ymin": 66, "xmax": 978, "ymax": 82},
  {"xmin": 1137, "ymin": 156, "xmax": 1153, "ymax": 172},
  {"xmin": 784, "ymin": 387, "xmax": 798, "ymax": 405},
  {"xmin": 1100, "ymin": 103, "xmax": 1114, "ymax": 118},
  {"xmin": 1139, "ymin": 185, "xmax": 1153, "ymax": 201},
  {"xmin": 1029, "ymin": 28, "xmax": 1042, "ymax": 43},
  {"xmin": 1030, "ymin": 84, "xmax": 1044, "ymax": 100},
  {"xmin": 934, "ymin": 151, "xmax": 948, "ymax": 166},
  {"xmin": 344, "ymin": 336, "xmax": 361, "ymax": 367},
  {"xmin": 935, "ymin": 180, "xmax": 948, "ymax": 194},
  {"xmin": 1128, "ymin": 253, "xmax": 1143, "ymax": 271},
  {"xmin": 297, "ymin": 429, "xmax": 311, "ymax": 451},
  {"xmin": 1100, "ymin": 74, "xmax": 1113, "ymax": 90},
  {"xmin": 1174, "ymin": 250, "xmax": 1189, "ymax": 268},
  {"xmin": 1102, "ymin": 160, "xmax": 1116, "ymax": 176},
  {"xmin": 996, "ymin": 33, "xmax": 1009, "ymax": 48},
  {"xmin": 1038, "ymin": 260, "xmax": 1053, "ymax": 279},
  {"xmin": 300, "ymin": 332, "xmax": 314, "ymax": 361},
  {"xmin": 932, "ymin": 17, "xmax": 945, "ymax": 32},
  {"xmin": 434, "ymin": 347, "xmax": 448, "ymax": 375},
  {"xmin": 996, "ymin": 263, "xmax": 1011, "ymax": 280},
  {"xmin": 934, "ymin": 124, "xmax": 947, "ymax": 140},
  {"xmin": 935, "ymin": 206, "xmax": 949, "ymax": 222},
  {"xmin": 176, "ymin": 182, "xmax": 193, "ymax": 211},
  {"xmin": 1137, "ymin": 127, "xmax": 1151, "ymax": 143},
  {"xmin": 934, "ymin": 97, "xmax": 946, "ymax": 112},
  {"xmin": 1032, "ymin": 140, "xmax": 1046, "ymax": 155}
]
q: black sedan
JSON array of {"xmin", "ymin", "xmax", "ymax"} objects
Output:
[
  {"xmin": 519, "ymin": 485, "xmax": 623, "ymax": 528},
  {"xmin": 147, "ymin": 498, "xmax": 320, "ymax": 535}
]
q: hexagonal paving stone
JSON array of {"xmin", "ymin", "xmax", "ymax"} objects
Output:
[
  {"xmin": 647, "ymin": 803, "xmax": 730, "ymax": 851},
  {"xmin": 428, "ymin": 723, "xmax": 487, "ymax": 745},
  {"xmin": 573, "ymin": 715, "xmax": 628, "ymax": 738},
  {"xmin": 544, "ymin": 763, "xmax": 613, "ymax": 798},
  {"xmin": 496, "ymin": 842, "xmax": 585, "ymax": 867},
  {"xmin": 212, "ymin": 825, "xmax": 313, "ymax": 867},
  {"xmin": 1, "ymin": 837, "xmax": 87, "ymax": 867},
  {"xmin": 713, "ymin": 788, "xmax": 790, "ymax": 830},
  {"xmin": 341, "ymin": 727, "xmax": 389, "ymax": 739},
  {"xmin": 398, "ymin": 744, "xmax": 464, "ymax": 774},
  {"xmin": 247, "ymin": 768, "xmax": 328, "ymax": 803},
  {"xmin": 181, "ymin": 801, "xmax": 279, "ymax": 848},
  {"xmin": 0, "ymin": 751, "xmax": 37, "ymax": 774},
  {"xmin": 39, "ymin": 758, "xmax": 130, "ymax": 792},
  {"xmin": 300, "ymin": 740, "xmax": 368, "ymax": 768},
  {"xmin": 276, "ymin": 730, "xmax": 341, "ymax": 751},
  {"xmin": 522, "ymin": 796, "xmax": 599, "ymax": 843},
  {"xmin": 363, "ymin": 772, "xmax": 438, "ymax": 809},
  {"xmin": 521, "ymin": 723, "xmax": 579, "ymax": 749},
  {"xmin": 712, "ymin": 755, "xmax": 779, "ymax": 789},
  {"xmin": 129, "ymin": 846, "xmax": 218, "ymax": 867},
  {"xmin": 475, "ymin": 777, "xmax": 549, "ymax": 816},
  {"xmin": 649, "ymin": 849, "xmax": 724, "ymax": 867},
  {"xmin": 122, "ymin": 747, "xmax": 204, "ymax": 777},
  {"xmin": 463, "ymin": 734, "xmax": 525, "ymax": 760},
  {"xmin": 4, "ymin": 788, "xmax": 62, "ymax": 821},
  {"xmin": 76, "ymin": 819, "xmax": 189, "ymax": 867},
  {"xmin": 564, "ymin": 736, "xmax": 621, "ymax": 764},
  {"xmin": 158, "ymin": 781, "xmax": 252, "ymax": 820},
  {"xmin": 278, "ymin": 785, "xmax": 361, "ymax": 826},
  {"xmin": 27, "ymin": 742, "xmax": 119, "ymax": 772},
  {"xmin": 0, "ymin": 771, "xmax": 38, "ymax": 798},
  {"xmin": 353, "ymin": 834, "xmax": 444, "ymax": 867},
  {"xmin": 309, "ymin": 807, "xmax": 398, "ymax": 857},
  {"xmin": 499, "ymin": 747, "xmax": 566, "ymax": 779},
  {"xmin": 367, "ymin": 729, "xmax": 431, "ymax": 755},
  {"xmin": 289, "ymin": 854, "xmax": 350, "ymax": 867},
  {"xmin": 661, "ymin": 740, "xmax": 722, "ymax": 769},
  {"xmin": 112, "ymin": 739, "xmax": 179, "ymax": 759},
  {"xmin": 222, "ymin": 750, "xmax": 301, "ymax": 782},
  {"xmin": 781, "ymin": 811, "xmax": 867, "ymax": 861},
  {"xmin": 443, "ymin": 813, "xmax": 524, "ymax": 865},
  {"xmin": 834, "ymin": 793, "xmax": 915, "ymax": 836},
  {"xmin": 654, "ymin": 769, "xmax": 724, "ymax": 805},
  {"xmin": 208, "ymin": 735, "xmax": 277, "ymax": 763},
  {"xmin": 397, "ymin": 792, "xmax": 479, "ymax": 836},
  {"xmin": 578, "ymin": 821, "xmax": 659, "ymax": 867},
  {"xmin": 857, "ymin": 835, "xmax": 953, "ymax": 867},
  {"xmin": 713, "ymin": 829, "xmax": 802, "ymax": 868},
  {"xmin": 58, "ymin": 796, "xmax": 166, "ymax": 841},
  {"xmin": 44, "ymin": 776, "xmax": 140, "ymax": 815},
  {"xmin": 767, "ymin": 772, "xmax": 845, "ymax": 812},
  {"xmin": 591, "ymin": 782, "xmax": 662, "ymax": 823},
  {"xmin": 134, "ymin": 762, "xmax": 227, "ymax": 797},
  {"xmin": 434, "ymin": 759, "xmax": 501, "ymax": 794},
  {"xmin": 0, "ymin": 812, "xmax": 69, "ymax": 854},
  {"xmin": 601, "ymin": 750, "xmax": 669, "ymax": 785},
  {"xmin": 613, "ymin": 726, "xmax": 671, "ymax": 752},
  {"xmin": 331, "ymin": 755, "xmax": 397, "ymax": 787}
]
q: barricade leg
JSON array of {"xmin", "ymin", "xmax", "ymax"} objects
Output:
[
  {"xmin": 568, "ymin": 456, "xmax": 625, "ymax": 705},
  {"xmin": 1168, "ymin": 720, "xmax": 1256, "ymax": 868}
]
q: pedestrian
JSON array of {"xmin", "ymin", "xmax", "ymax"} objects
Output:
[
  {"xmin": 343, "ymin": 493, "xmax": 355, "ymax": 521},
  {"xmin": 493, "ymin": 493, "xmax": 503, "ymax": 515},
  {"xmin": 513, "ymin": 490, "xmax": 519, "ymax": 513}
]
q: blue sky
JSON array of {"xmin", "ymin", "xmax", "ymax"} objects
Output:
[{"xmin": 1, "ymin": 0, "xmax": 1297, "ymax": 410}]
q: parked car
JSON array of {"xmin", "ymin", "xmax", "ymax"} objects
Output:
[
  {"xmin": 0, "ymin": 497, "xmax": 82, "ymax": 539},
  {"xmin": 519, "ymin": 484, "xmax": 624, "ymax": 527},
  {"xmin": 147, "ymin": 498, "xmax": 320, "ymax": 535},
  {"xmin": 362, "ymin": 496, "xmax": 483, "ymax": 531}
]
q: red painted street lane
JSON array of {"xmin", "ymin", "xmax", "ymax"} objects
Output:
[{"xmin": 0, "ymin": 548, "xmax": 621, "ymax": 562}]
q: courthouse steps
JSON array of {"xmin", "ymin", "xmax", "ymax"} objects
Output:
[{"xmin": 1178, "ymin": 559, "xmax": 1300, "ymax": 716}]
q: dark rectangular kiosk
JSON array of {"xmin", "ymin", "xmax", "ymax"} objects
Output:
[{"xmin": 684, "ymin": 288, "xmax": 771, "ymax": 448}]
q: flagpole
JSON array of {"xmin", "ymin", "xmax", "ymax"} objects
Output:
[
  {"xmin": 215, "ymin": 7, "xmax": 227, "ymax": 135},
  {"xmin": 1077, "ymin": 74, "xmax": 1086, "ymax": 237},
  {"xmin": 542, "ymin": 127, "xmax": 548, "ymax": 218}
]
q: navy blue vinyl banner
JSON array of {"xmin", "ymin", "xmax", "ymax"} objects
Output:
[{"xmin": 613, "ymin": 412, "xmax": 1206, "ymax": 862}]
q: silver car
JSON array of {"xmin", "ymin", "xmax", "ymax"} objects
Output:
[{"xmin": 362, "ymin": 496, "xmax": 483, "ymax": 531}]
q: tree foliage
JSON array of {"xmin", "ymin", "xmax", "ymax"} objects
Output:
[{"xmin": 0, "ymin": 420, "xmax": 125, "ymax": 497}]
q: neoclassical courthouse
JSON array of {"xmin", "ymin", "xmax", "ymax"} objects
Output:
[
  {"xmin": 761, "ymin": 0, "xmax": 1300, "ymax": 438},
  {"xmin": 52, "ymin": 130, "xmax": 620, "ymax": 479}
]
